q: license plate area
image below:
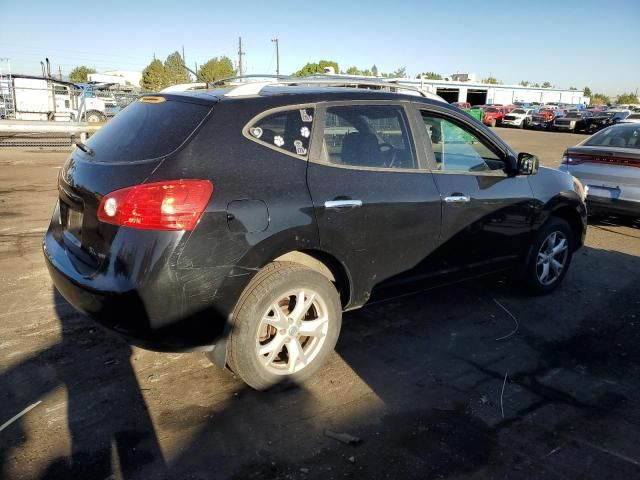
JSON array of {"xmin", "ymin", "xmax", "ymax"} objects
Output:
[{"xmin": 60, "ymin": 201, "xmax": 83, "ymax": 244}]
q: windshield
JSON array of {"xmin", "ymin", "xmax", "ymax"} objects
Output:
[
  {"xmin": 486, "ymin": 108, "xmax": 499, "ymax": 113},
  {"xmin": 584, "ymin": 124, "xmax": 640, "ymax": 149},
  {"xmin": 511, "ymin": 109, "xmax": 527, "ymax": 114}
]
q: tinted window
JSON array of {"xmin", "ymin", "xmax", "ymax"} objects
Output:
[
  {"xmin": 85, "ymin": 98, "xmax": 210, "ymax": 163},
  {"xmin": 421, "ymin": 112, "xmax": 505, "ymax": 172},
  {"xmin": 322, "ymin": 105, "xmax": 416, "ymax": 169},
  {"xmin": 247, "ymin": 108, "xmax": 314, "ymax": 157},
  {"xmin": 584, "ymin": 124, "xmax": 640, "ymax": 149},
  {"xmin": 511, "ymin": 109, "xmax": 527, "ymax": 114}
]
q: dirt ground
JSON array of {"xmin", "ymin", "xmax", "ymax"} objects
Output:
[{"xmin": 1, "ymin": 128, "xmax": 639, "ymax": 480}]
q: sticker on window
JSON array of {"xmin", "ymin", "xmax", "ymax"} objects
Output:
[
  {"xmin": 300, "ymin": 109, "xmax": 313, "ymax": 122},
  {"xmin": 249, "ymin": 127, "xmax": 263, "ymax": 139},
  {"xmin": 274, "ymin": 135, "xmax": 285, "ymax": 147},
  {"xmin": 300, "ymin": 126, "xmax": 310, "ymax": 138},
  {"xmin": 294, "ymin": 140, "xmax": 307, "ymax": 155}
]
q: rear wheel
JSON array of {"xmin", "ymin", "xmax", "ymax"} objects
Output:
[
  {"xmin": 522, "ymin": 217, "xmax": 574, "ymax": 294},
  {"xmin": 227, "ymin": 262, "xmax": 342, "ymax": 390},
  {"xmin": 85, "ymin": 110, "xmax": 106, "ymax": 123}
]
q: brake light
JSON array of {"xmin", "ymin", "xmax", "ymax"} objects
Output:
[{"xmin": 97, "ymin": 180, "xmax": 213, "ymax": 231}]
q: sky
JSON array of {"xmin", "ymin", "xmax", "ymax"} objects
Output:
[{"xmin": 2, "ymin": 0, "xmax": 639, "ymax": 96}]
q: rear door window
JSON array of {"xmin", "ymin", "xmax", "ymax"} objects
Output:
[
  {"xmin": 246, "ymin": 107, "xmax": 314, "ymax": 157},
  {"xmin": 321, "ymin": 105, "xmax": 417, "ymax": 169},
  {"xmin": 84, "ymin": 97, "xmax": 211, "ymax": 163}
]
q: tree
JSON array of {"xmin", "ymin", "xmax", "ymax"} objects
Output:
[
  {"xmin": 164, "ymin": 51, "xmax": 190, "ymax": 85},
  {"xmin": 532, "ymin": 83, "xmax": 541, "ymax": 88},
  {"xmin": 617, "ymin": 93, "xmax": 639, "ymax": 104},
  {"xmin": 292, "ymin": 60, "xmax": 340, "ymax": 77},
  {"xmin": 541, "ymin": 81, "xmax": 553, "ymax": 88},
  {"xmin": 198, "ymin": 56, "xmax": 235, "ymax": 83},
  {"xmin": 345, "ymin": 66, "xmax": 361, "ymax": 75},
  {"xmin": 421, "ymin": 72, "xmax": 442, "ymax": 80},
  {"xmin": 361, "ymin": 69, "xmax": 372, "ymax": 76},
  {"xmin": 482, "ymin": 76, "xmax": 500, "ymax": 85},
  {"xmin": 583, "ymin": 86, "xmax": 592, "ymax": 97},
  {"xmin": 392, "ymin": 67, "xmax": 407, "ymax": 78},
  {"xmin": 69, "ymin": 66, "xmax": 96, "ymax": 83},
  {"xmin": 140, "ymin": 59, "xmax": 168, "ymax": 91},
  {"xmin": 569, "ymin": 86, "xmax": 577, "ymax": 90},
  {"xmin": 590, "ymin": 93, "xmax": 610, "ymax": 105},
  {"xmin": 371, "ymin": 64, "xmax": 379, "ymax": 76},
  {"xmin": 519, "ymin": 80, "xmax": 530, "ymax": 87}
]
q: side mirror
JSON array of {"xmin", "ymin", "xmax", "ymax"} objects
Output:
[{"xmin": 517, "ymin": 152, "xmax": 539, "ymax": 175}]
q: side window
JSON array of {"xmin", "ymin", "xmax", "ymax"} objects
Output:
[
  {"xmin": 247, "ymin": 107, "xmax": 313, "ymax": 157},
  {"xmin": 421, "ymin": 112, "xmax": 505, "ymax": 173},
  {"xmin": 323, "ymin": 105, "xmax": 417, "ymax": 169}
]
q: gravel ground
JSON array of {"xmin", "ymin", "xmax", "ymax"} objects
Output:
[{"xmin": 1, "ymin": 128, "xmax": 639, "ymax": 480}]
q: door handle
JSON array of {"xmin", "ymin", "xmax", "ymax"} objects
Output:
[
  {"xmin": 444, "ymin": 195, "xmax": 470, "ymax": 203},
  {"xmin": 324, "ymin": 199, "xmax": 363, "ymax": 209}
]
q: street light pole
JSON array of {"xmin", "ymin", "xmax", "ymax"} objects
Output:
[{"xmin": 271, "ymin": 38, "xmax": 279, "ymax": 76}]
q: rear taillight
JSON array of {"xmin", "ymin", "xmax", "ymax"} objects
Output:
[{"xmin": 97, "ymin": 180, "xmax": 213, "ymax": 231}]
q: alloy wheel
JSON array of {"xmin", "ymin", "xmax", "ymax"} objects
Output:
[
  {"xmin": 256, "ymin": 289, "xmax": 330, "ymax": 375},
  {"xmin": 536, "ymin": 231, "xmax": 569, "ymax": 286}
]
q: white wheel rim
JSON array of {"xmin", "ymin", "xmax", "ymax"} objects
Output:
[
  {"xmin": 536, "ymin": 231, "xmax": 569, "ymax": 286},
  {"xmin": 255, "ymin": 288, "xmax": 330, "ymax": 375}
]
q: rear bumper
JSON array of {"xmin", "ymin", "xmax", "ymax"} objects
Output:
[
  {"xmin": 587, "ymin": 197, "xmax": 640, "ymax": 217},
  {"xmin": 43, "ymin": 219, "xmax": 230, "ymax": 351}
]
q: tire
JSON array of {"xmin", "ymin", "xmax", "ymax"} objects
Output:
[
  {"xmin": 518, "ymin": 121, "xmax": 524, "ymax": 129},
  {"xmin": 522, "ymin": 217, "xmax": 574, "ymax": 295},
  {"xmin": 227, "ymin": 261, "xmax": 342, "ymax": 390},
  {"xmin": 85, "ymin": 110, "xmax": 105, "ymax": 123},
  {"xmin": 490, "ymin": 118, "xmax": 496, "ymax": 127}
]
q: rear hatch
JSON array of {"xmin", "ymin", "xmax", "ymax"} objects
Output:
[{"xmin": 55, "ymin": 95, "xmax": 214, "ymax": 273}]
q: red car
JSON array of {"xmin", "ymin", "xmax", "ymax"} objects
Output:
[{"xmin": 482, "ymin": 107, "xmax": 505, "ymax": 127}]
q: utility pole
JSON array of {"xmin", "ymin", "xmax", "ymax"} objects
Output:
[
  {"xmin": 58, "ymin": 65, "xmax": 62, "ymax": 81},
  {"xmin": 238, "ymin": 36, "xmax": 244, "ymax": 77},
  {"xmin": 271, "ymin": 38, "xmax": 279, "ymax": 76}
]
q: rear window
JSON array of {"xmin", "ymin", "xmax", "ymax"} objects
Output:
[
  {"xmin": 84, "ymin": 98, "xmax": 210, "ymax": 163},
  {"xmin": 584, "ymin": 124, "xmax": 640, "ymax": 149}
]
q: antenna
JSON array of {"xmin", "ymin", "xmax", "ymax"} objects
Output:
[{"xmin": 180, "ymin": 63, "xmax": 210, "ymax": 88}]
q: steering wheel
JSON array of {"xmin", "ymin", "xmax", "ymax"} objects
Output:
[{"xmin": 379, "ymin": 141, "xmax": 398, "ymax": 168}]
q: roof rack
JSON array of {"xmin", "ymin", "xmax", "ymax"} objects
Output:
[{"xmin": 162, "ymin": 73, "xmax": 445, "ymax": 102}]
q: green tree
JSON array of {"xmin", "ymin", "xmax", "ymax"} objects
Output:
[
  {"xmin": 140, "ymin": 59, "xmax": 168, "ymax": 91},
  {"xmin": 617, "ymin": 93, "xmax": 639, "ymax": 104},
  {"xmin": 371, "ymin": 64, "xmax": 378, "ymax": 76},
  {"xmin": 69, "ymin": 66, "xmax": 96, "ymax": 83},
  {"xmin": 518, "ymin": 80, "xmax": 530, "ymax": 87},
  {"xmin": 198, "ymin": 56, "xmax": 235, "ymax": 83},
  {"xmin": 541, "ymin": 81, "xmax": 553, "ymax": 88},
  {"xmin": 292, "ymin": 60, "xmax": 340, "ymax": 77},
  {"xmin": 345, "ymin": 66, "xmax": 361, "ymax": 75},
  {"xmin": 392, "ymin": 67, "xmax": 407, "ymax": 77},
  {"xmin": 164, "ymin": 51, "xmax": 190, "ymax": 85},
  {"xmin": 421, "ymin": 72, "xmax": 442, "ymax": 80},
  {"xmin": 482, "ymin": 76, "xmax": 500, "ymax": 85},
  {"xmin": 361, "ymin": 69, "xmax": 372, "ymax": 76},
  {"xmin": 590, "ymin": 93, "xmax": 610, "ymax": 105},
  {"xmin": 569, "ymin": 86, "xmax": 577, "ymax": 90},
  {"xmin": 583, "ymin": 86, "xmax": 592, "ymax": 97}
]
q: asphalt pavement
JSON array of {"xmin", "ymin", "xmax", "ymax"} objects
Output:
[{"xmin": 1, "ymin": 128, "xmax": 639, "ymax": 480}]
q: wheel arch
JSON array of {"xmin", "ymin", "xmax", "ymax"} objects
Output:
[{"xmin": 550, "ymin": 205, "xmax": 585, "ymax": 251}]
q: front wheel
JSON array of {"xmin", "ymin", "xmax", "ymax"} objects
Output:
[
  {"xmin": 522, "ymin": 217, "xmax": 574, "ymax": 294},
  {"xmin": 227, "ymin": 262, "xmax": 342, "ymax": 390}
]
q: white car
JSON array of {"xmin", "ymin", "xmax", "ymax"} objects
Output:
[
  {"xmin": 621, "ymin": 112, "xmax": 640, "ymax": 124},
  {"xmin": 502, "ymin": 108, "xmax": 534, "ymax": 128}
]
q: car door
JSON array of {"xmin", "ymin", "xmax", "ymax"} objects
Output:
[
  {"xmin": 306, "ymin": 101, "xmax": 442, "ymax": 307},
  {"xmin": 417, "ymin": 106, "xmax": 535, "ymax": 269}
]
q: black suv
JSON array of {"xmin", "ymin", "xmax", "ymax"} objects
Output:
[{"xmin": 44, "ymin": 82, "xmax": 587, "ymax": 389}]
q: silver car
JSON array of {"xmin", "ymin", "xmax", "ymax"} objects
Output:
[{"xmin": 559, "ymin": 123, "xmax": 640, "ymax": 218}]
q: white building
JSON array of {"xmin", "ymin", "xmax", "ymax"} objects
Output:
[
  {"xmin": 396, "ymin": 78, "xmax": 588, "ymax": 106},
  {"xmin": 87, "ymin": 70, "xmax": 142, "ymax": 87}
]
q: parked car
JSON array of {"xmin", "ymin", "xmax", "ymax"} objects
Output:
[
  {"xmin": 482, "ymin": 106, "xmax": 505, "ymax": 127},
  {"xmin": 452, "ymin": 101, "xmax": 471, "ymax": 109},
  {"xmin": 621, "ymin": 113, "xmax": 640, "ymax": 124},
  {"xmin": 528, "ymin": 109, "xmax": 557, "ymax": 130},
  {"xmin": 44, "ymin": 83, "xmax": 587, "ymax": 390},
  {"xmin": 559, "ymin": 123, "xmax": 639, "ymax": 218},
  {"xmin": 587, "ymin": 110, "xmax": 631, "ymax": 133},
  {"xmin": 553, "ymin": 110, "xmax": 594, "ymax": 133},
  {"xmin": 502, "ymin": 108, "xmax": 535, "ymax": 128}
]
